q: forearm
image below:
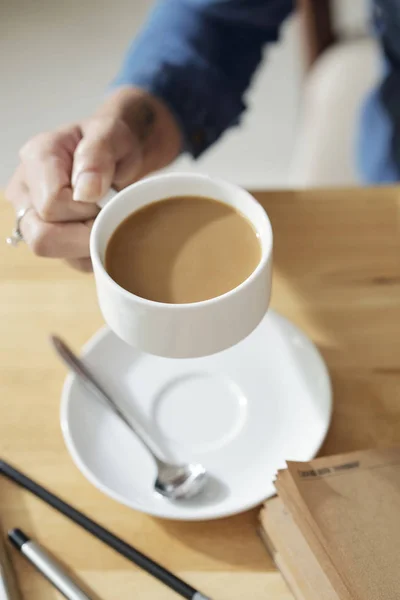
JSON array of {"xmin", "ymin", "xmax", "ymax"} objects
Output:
[
  {"xmin": 112, "ymin": 0, "xmax": 293, "ymax": 158},
  {"xmin": 97, "ymin": 87, "xmax": 183, "ymax": 178}
]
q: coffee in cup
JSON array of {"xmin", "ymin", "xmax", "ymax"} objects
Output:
[{"xmin": 104, "ymin": 195, "xmax": 262, "ymax": 304}]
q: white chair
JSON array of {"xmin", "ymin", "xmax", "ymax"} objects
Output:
[
  {"xmin": 291, "ymin": 37, "xmax": 379, "ymax": 186},
  {"xmin": 291, "ymin": 0, "xmax": 378, "ymax": 186}
]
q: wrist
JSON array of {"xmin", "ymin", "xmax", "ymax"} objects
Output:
[{"xmin": 97, "ymin": 87, "xmax": 182, "ymax": 176}]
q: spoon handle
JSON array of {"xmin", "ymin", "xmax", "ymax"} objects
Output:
[{"xmin": 51, "ymin": 335, "xmax": 164, "ymax": 464}]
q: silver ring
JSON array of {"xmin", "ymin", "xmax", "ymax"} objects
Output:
[{"xmin": 6, "ymin": 207, "xmax": 33, "ymax": 247}]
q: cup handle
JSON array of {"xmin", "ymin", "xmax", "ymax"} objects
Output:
[{"xmin": 97, "ymin": 188, "xmax": 118, "ymax": 209}]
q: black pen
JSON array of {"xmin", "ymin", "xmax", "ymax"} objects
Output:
[
  {"xmin": 0, "ymin": 461, "xmax": 211, "ymax": 600},
  {"xmin": 8, "ymin": 529, "xmax": 91, "ymax": 600}
]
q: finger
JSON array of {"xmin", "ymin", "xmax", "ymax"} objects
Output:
[
  {"xmin": 113, "ymin": 142, "xmax": 144, "ymax": 189},
  {"xmin": 20, "ymin": 129, "xmax": 100, "ymax": 222},
  {"xmin": 5, "ymin": 164, "xmax": 29, "ymax": 207},
  {"xmin": 64, "ymin": 257, "xmax": 93, "ymax": 272},
  {"xmin": 72, "ymin": 117, "xmax": 142, "ymax": 202},
  {"xmin": 20, "ymin": 209, "xmax": 92, "ymax": 259}
]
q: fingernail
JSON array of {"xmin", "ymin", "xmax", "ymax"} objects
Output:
[{"xmin": 73, "ymin": 172, "xmax": 102, "ymax": 202}]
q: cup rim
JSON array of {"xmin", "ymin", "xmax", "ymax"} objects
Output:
[{"xmin": 90, "ymin": 172, "xmax": 273, "ymax": 310}]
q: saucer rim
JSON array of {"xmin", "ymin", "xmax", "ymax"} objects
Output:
[{"xmin": 60, "ymin": 310, "xmax": 332, "ymax": 521}]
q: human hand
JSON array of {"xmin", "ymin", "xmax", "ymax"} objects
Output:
[{"xmin": 5, "ymin": 88, "xmax": 181, "ymax": 271}]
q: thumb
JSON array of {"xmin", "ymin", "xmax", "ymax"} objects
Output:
[{"xmin": 72, "ymin": 116, "xmax": 142, "ymax": 203}]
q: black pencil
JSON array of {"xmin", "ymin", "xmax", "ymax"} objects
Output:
[{"xmin": 0, "ymin": 460, "xmax": 211, "ymax": 600}]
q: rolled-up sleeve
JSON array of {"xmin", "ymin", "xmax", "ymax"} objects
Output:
[{"xmin": 112, "ymin": 0, "xmax": 293, "ymax": 157}]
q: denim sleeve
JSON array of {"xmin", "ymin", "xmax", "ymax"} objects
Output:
[
  {"xmin": 112, "ymin": 0, "xmax": 293, "ymax": 157},
  {"xmin": 358, "ymin": 0, "xmax": 400, "ymax": 182}
]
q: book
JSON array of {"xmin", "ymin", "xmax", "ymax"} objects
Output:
[{"xmin": 260, "ymin": 448, "xmax": 400, "ymax": 600}]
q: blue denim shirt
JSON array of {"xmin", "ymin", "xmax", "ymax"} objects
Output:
[{"xmin": 113, "ymin": 0, "xmax": 400, "ymax": 183}]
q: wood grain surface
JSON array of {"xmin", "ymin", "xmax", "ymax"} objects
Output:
[{"xmin": 1, "ymin": 186, "xmax": 400, "ymax": 599}]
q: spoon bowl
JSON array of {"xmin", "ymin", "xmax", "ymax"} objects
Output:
[{"xmin": 155, "ymin": 462, "xmax": 207, "ymax": 500}]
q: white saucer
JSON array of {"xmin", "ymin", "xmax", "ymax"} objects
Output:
[{"xmin": 61, "ymin": 310, "xmax": 332, "ymax": 520}]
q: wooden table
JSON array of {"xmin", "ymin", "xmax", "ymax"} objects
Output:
[{"xmin": 2, "ymin": 187, "xmax": 400, "ymax": 599}]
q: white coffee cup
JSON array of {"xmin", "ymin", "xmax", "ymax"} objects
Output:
[{"xmin": 90, "ymin": 173, "xmax": 273, "ymax": 358}]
